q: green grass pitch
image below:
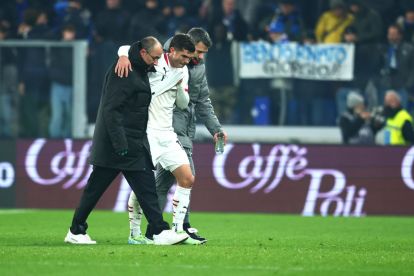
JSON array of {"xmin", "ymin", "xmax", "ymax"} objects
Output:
[{"xmin": 0, "ymin": 210, "xmax": 413, "ymax": 275}]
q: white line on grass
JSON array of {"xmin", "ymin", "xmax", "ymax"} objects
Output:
[{"xmin": 0, "ymin": 209, "xmax": 35, "ymax": 214}]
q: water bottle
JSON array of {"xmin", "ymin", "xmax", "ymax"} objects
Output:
[{"xmin": 215, "ymin": 132, "xmax": 225, "ymax": 154}]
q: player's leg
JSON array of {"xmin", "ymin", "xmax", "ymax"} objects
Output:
[
  {"xmin": 183, "ymin": 147, "xmax": 195, "ymax": 224},
  {"xmin": 171, "ymin": 164, "xmax": 194, "ymax": 233},
  {"xmin": 158, "ymin": 140, "xmax": 206, "ymax": 244},
  {"xmin": 66, "ymin": 166, "xmax": 119, "ymax": 244},
  {"xmin": 127, "ymin": 191, "xmax": 149, "ymax": 244},
  {"xmin": 181, "ymin": 149, "xmax": 207, "ymax": 244},
  {"xmin": 123, "ymin": 164, "xmax": 188, "ymax": 245}
]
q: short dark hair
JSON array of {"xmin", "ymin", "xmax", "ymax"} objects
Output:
[
  {"xmin": 187, "ymin": 27, "xmax": 213, "ymax": 48},
  {"xmin": 389, "ymin": 24, "xmax": 403, "ymax": 35},
  {"xmin": 62, "ymin": 25, "xmax": 76, "ymax": 33},
  {"xmin": 141, "ymin": 36, "xmax": 161, "ymax": 52},
  {"xmin": 170, "ymin": 33, "xmax": 195, "ymax": 53}
]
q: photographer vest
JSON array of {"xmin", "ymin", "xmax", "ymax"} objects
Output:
[{"xmin": 384, "ymin": 110, "xmax": 413, "ymax": 145}]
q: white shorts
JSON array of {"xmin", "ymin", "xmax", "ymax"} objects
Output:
[{"xmin": 147, "ymin": 129, "xmax": 189, "ymax": 172}]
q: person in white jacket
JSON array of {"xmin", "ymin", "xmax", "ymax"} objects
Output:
[{"xmin": 117, "ymin": 34, "xmax": 197, "ymax": 244}]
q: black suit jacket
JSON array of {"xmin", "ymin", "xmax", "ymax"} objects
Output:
[{"xmin": 89, "ymin": 42, "xmax": 154, "ymax": 171}]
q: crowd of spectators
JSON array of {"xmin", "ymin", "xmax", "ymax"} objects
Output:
[{"xmin": 0, "ymin": 0, "xmax": 414, "ymax": 139}]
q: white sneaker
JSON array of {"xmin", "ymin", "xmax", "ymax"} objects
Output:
[
  {"xmin": 153, "ymin": 230, "xmax": 188, "ymax": 245},
  {"xmin": 64, "ymin": 229, "xmax": 97, "ymax": 244}
]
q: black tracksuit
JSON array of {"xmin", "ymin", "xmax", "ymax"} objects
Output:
[{"xmin": 70, "ymin": 42, "xmax": 169, "ymax": 237}]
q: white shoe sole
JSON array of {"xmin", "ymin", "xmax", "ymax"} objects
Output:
[
  {"xmin": 64, "ymin": 238, "xmax": 96, "ymax": 244},
  {"xmin": 64, "ymin": 234, "xmax": 97, "ymax": 245},
  {"xmin": 154, "ymin": 235, "xmax": 189, "ymax": 245}
]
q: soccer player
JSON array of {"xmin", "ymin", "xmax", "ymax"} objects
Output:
[{"xmin": 116, "ymin": 28, "xmax": 228, "ymax": 245}]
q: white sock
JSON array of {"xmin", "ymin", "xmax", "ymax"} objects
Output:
[
  {"xmin": 128, "ymin": 192, "xmax": 142, "ymax": 237},
  {"xmin": 172, "ymin": 186, "xmax": 191, "ymax": 232}
]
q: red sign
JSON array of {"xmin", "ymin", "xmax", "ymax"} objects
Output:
[{"xmin": 11, "ymin": 139, "xmax": 414, "ymax": 216}]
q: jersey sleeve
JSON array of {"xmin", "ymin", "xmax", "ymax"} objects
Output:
[{"xmin": 118, "ymin": 45, "xmax": 131, "ymax": 57}]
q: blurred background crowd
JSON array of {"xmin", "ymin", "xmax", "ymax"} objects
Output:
[{"xmin": 1, "ymin": 0, "xmax": 414, "ymax": 143}]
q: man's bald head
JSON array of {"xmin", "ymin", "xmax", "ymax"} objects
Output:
[
  {"xmin": 384, "ymin": 90, "xmax": 401, "ymax": 108},
  {"xmin": 140, "ymin": 36, "xmax": 163, "ymax": 66}
]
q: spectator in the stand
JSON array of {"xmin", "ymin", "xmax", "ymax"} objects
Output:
[
  {"xmin": 209, "ymin": 0, "xmax": 248, "ymax": 41},
  {"xmin": 315, "ymin": 0, "xmax": 353, "ymax": 43},
  {"xmin": 206, "ymin": 23, "xmax": 236, "ymax": 123},
  {"xmin": 347, "ymin": 0, "xmax": 382, "ymax": 44},
  {"xmin": 48, "ymin": 25, "xmax": 75, "ymax": 138},
  {"xmin": 128, "ymin": 0, "xmax": 166, "ymax": 42},
  {"xmin": 267, "ymin": 0, "xmax": 305, "ymax": 43},
  {"xmin": 0, "ymin": 25, "xmax": 18, "ymax": 137},
  {"xmin": 250, "ymin": 0, "xmax": 279, "ymax": 40},
  {"xmin": 18, "ymin": 9, "xmax": 52, "ymax": 137},
  {"xmin": 0, "ymin": 0, "xmax": 29, "ymax": 37},
  {"xmin": 396, "ymin": 6, "xmax": 414, "ymax": 44},
  {"xmin": 88, "ymin": 0, "xmax": 128, "ymax": 125},
  {"xmin": 234, "ymin": 0, "xmax": 261, "ymax": 26},
  {"xmin": 54, "ymin": 0, "xmax": 92, "ymax": 40},
  {"xmin": 338, "ymin": 92, "xmax": 376, "ymax": 144},
  {"xmin": 290, "ymin": 30, "xmax": 336, "ymax": 126},
  {"xmin": 376, "ymin": 24, "xmax": 414, "ymax": 108},
  {"xmin": 165, "ymin": 0, "xmax": 198, "ymax": 37},
  {"xmin": 94, "ymin": 0, "xmax": 130, "ymax": 44},
  {"xmin": 383, "ymin": 90, "xmax": 414, "ymax": 145},
  {"xmin": 363, "ymin": 0, "xmax": 399, "ymax": 29},
  {"xmin": 336, "ymin": 26, "xmax": 382, "ymax": 115}
]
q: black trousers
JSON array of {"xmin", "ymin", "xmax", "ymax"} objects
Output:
[{"xmin": 70, "ymin": 165, "xmax": 169, "ymax": 238}]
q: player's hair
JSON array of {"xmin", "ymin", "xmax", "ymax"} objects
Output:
[
  {"xmin": 141, "ymin": 36, "xmax": 161, "ymax": 53},
  {"xmin": 187, "ymin": 27, "xmax": 213, "ymax": 48},
  {"xmin": 170, "ymin": 33, "xmax": 195, "ymax": 53}
]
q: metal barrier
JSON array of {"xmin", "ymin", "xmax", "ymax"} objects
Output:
[{"xmin": 0, "ymin": 40, "xmax": 88, "ymax": 138}]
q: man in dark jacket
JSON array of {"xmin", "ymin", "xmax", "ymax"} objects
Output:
[
  {"xmin": 116, "ymin": 28, "xmax": 226, "ymax": 245},
  {"xmin": 376, "ymin": 24, "xmax": 414, "ymax": 108},
  {"xmin": 65, "ymin": 37, "xmax": 188, "ymax": 245},
  {"xmin": 348, "ymin": 0, "xmax": 382, "ymax": 44}
]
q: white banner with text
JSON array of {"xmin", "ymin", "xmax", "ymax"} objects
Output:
[{"xmin": 239, "ymin": 42, "xmax": 355, "ymax": 80}]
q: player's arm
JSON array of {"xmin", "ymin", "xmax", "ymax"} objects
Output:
[
  {"xmin": 175, "ymin": 67, "xmax": 190, "ymax": 110},
  {"xmin": 151, "ymin": 69, "xmax": 183, "ymax": 97},
  {"xmin": 176, "ymin": 82, "xmax": 189, "ymax": 110},
  {"xmin": 115, "ymin": 45, "xmax": 132, "ymax": 78}
]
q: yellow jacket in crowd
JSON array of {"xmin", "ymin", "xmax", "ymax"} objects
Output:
[{"xmin": 315, "ymin": 11, "xmax": 354, "ymax": 43}]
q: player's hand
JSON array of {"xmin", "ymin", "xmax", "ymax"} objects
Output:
[
  {"xmin": 214, "ymin": 131, "xmax": 228, "ymax": 144},
  {"xmin": 115, "ymin": 56, "xmax": 132, "ymax": 78}
]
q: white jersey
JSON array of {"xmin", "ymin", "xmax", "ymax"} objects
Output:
[
  {"xmin": 117, "ymin": 46, "xmax": 190, "ymax": 170},
  {"xmin": 147, "ymin": 53, "xmax": 189, "ymax": 131}
]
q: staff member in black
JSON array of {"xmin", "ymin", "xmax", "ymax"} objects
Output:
[{"xmin": 64, "ymin": 36, "xmax": 188, "ymax": 245}]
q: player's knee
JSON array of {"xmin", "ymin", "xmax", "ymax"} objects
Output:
[{"xmin": 180, "ymin": 174, "xmax": 194, "ymax": 188}]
